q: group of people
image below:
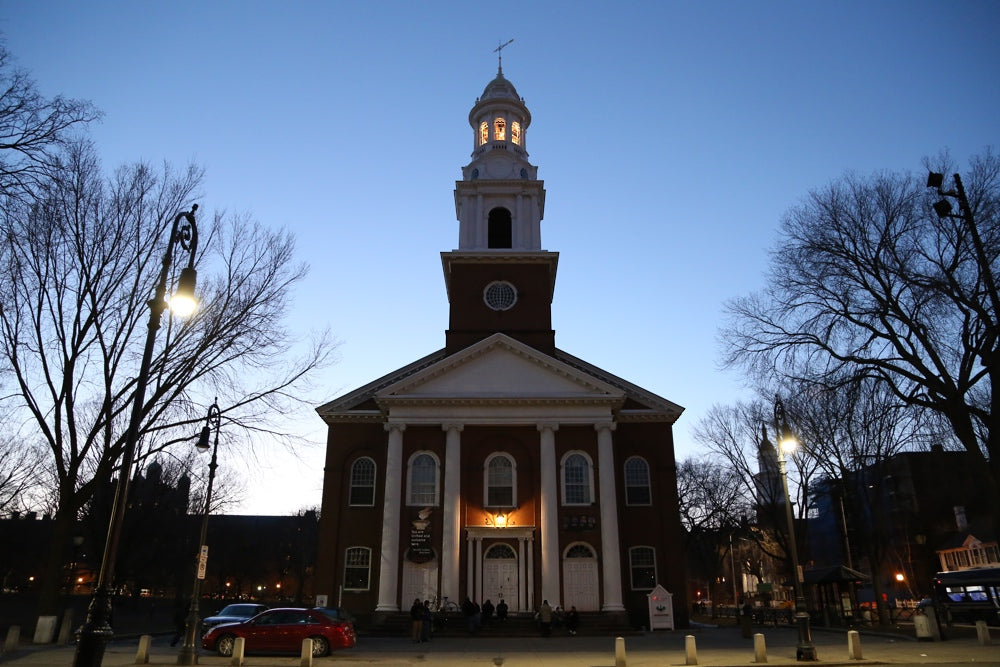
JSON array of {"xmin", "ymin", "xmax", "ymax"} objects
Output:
[
  {"xmin": 409, "ymin": 598, "xmax": 435, "ymax": 643},
  {"xmin": 410, "ymin": 597, "xmax": 581, "ymax": 640},
  {"xmin": 537, "ymin": 600, "xmax": 580, "ymax": 636}
]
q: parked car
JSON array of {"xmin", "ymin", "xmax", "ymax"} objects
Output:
[
  {"xmin": 201, "ymin": 607, "xmax": 356, "ymax": 657},
  {"xmin": 313, "ymin": 606, "xmax": 356, "ymax": 624},
  {"xmin": 200, "ymin": 603, "xmax": 268, "ymax": 634}
]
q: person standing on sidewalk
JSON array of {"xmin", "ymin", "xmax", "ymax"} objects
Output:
[
  {"xmin": 539, "ymin": 600, "xmax": 553, "ymax": 637},
  {"xmin": 409, "ymin": 598, "xmax": 423, "ymax": 643}
]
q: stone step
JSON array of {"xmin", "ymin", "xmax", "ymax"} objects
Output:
[{"xmin": 362, "ymin": 612, "xmax": 638, "ymax": 638}]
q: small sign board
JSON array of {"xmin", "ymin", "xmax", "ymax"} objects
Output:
[
  {"xmin": 197, "ymin": 545, "xmax": 209, "ymax": 580},
  {"xmin": 647, "ymin": 584, "xmax": 674, "ymax": 630}
]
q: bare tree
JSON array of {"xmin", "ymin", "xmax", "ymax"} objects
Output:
[
  {"xmin": 0, "ymin": 427, "xmax": 43, "ymax": 514},
  {"xmin": 693, "ymin": 397, "xmax": 823, "ymax": 600},
  {"xmin": 676, "ymin": 455, "xmax": 755, "ymax": 612},
  {"xmin": 786, "ymin": 377, "xmax": 929, "ymax": 623},
  {"xmin": 0, "ymin": 138, "xmax": 335, "ymax": 614},
  {"xmin": 0, "ymin": 41, "xmax": 100, "ymax": 199},
  {"xmin": 721, "ymin": 148, "xmax": 1000, "ymax": 539}
]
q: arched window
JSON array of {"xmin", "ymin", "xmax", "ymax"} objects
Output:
[
  {"xmin": 511, "ymin": 121, "xmax": 521, "ymax": 145},
  {"xmin": 562, "ymin": 452, "xmax": 594, "ymax": 505},
  {"xmin": 485, "ymin": 543, "xmax": 516, "ymax": 559},
  {"xmin": 479, "ymin": 121, "xmax": 489, "ymax": 146},
  {"xmin": 629, "ymin": 546, "xmax": 657, "ymax": 590},
  {"xmin": 349, "ymin": 457, "xmax": 376, "ymax": 506},
  {"xmin": 493, "ymin": 117, "xmax": 506, "ymax": 141},
  {"xmin": 565, "ymin": 543, "xmax": 596, "ymax": 559},
  {"xmin": 344, "ymin": 547, "xmax": 372, "ymax": 590},
  {"xmin": 407, "ymin": 452, "xmax": 439, "ymax": 506},
  {"xmin": 488, "ymin": 207, "xmax": 512, "ymax": 249},
  {"xmin": 624, "ymin": 457, "xmax": 651, "ymax": 506},
  {"xmin": 485, "ymin": 453, "xmax": 516, "ymax": 507}
]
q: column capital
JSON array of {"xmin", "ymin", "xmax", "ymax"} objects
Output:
[
  {"xmin": 442, "ymin": 423, "xmax": 464, "ymax": 433},
  {"xmin": 537, "ymin": 422, "xmax": 559, "ymax": 433},
  {"xmin": 594, "ymin": 422, "xmax": 617, "ymax": 434},
  {"xmin": 384, "ymin": 422, "xmax": 406, "ymax": 433}
]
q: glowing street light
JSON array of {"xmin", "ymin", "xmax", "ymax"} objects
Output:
[
  {"xmin": 774, "ymin": 395, "xmax": 817, "ymax": 661},
  {"xmin": 74, "ymin": 207, "xmax": 200, "ymax": 667}
]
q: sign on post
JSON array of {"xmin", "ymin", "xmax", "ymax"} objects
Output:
[{"xmin": 197, "ymin": 545, "xmax": 209, "ymax": 580}]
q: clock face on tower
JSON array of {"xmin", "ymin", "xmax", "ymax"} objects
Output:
[{"xmin": 483, "ymin": 280, "xmax": 517, "ymax": 311}]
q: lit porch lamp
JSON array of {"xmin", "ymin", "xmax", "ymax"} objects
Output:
[
  {"xmin": 774, "ymin": 395, "xmax": 817, "ymax": 661},
  {"xmin": 74, "ymin": 206, "xmax": 200, "ymax": 667},
  {"xmin": 177, "ymin": 398, "xmax": 222, "ymax": 665},
  {"xmin": 487, "ymin": 508, "xmax": 514, "ymax": 529}
]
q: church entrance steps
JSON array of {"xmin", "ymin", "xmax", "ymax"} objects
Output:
[{"xmin": 362, "ymin": 612, "xmax": 640, "ymax": 638}]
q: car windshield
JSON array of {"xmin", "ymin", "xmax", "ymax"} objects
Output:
[{"xmin": 217, "ymin": 604, "xmax": 261, "ymax": 617}]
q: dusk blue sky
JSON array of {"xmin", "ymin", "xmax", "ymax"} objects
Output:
[{"xmin": 3, "ymin": 1, "xmax": 997, "ymax": 515}]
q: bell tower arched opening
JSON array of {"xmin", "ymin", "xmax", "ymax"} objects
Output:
[{"xmin": 488, "ymin": 208, "xmax": 513, "ymax": 249}]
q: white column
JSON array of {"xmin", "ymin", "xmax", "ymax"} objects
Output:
[
  {"xmin": 375, "ymin": 423, "xmax": 405, "ymax": 612},
  {"xmin": 527, "ymin": 532, "xmax": 535, "ymax": 611},
  {"xmin": 517, "ymin": 536, "xmax": 526, "ymax": 612},
  {"xmin": 475, "ymin": 537, "xmax": 483, "ymax": 604},
  {"xmin": 538, "ymin": 423, "xmax": 560, "ymax": 607},
  {"xmin": 466, "ymin": 533, "xmax": 474, "ymax": 602},
  {"xmin": 441, "ymin": 424, "xmax": 463, "ymax": 604},
  {"xmin": 596, "ymin": 422, "xmax": 625, "ymax": 611}
]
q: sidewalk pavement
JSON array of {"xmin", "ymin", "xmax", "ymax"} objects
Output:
[{"xmin": 1, "ymin": 625, "xmax": 996, "ymax": 666}]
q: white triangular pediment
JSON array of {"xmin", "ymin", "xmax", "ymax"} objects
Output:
[{"xmin": 376, "ymin": 333, "xmax": 623, "ymax": 402}]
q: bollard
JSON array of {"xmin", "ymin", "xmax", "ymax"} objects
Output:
[
  {"xmin": 615, "ymin": 636, "xmax": 626, "ymax": 667},
  {"xmin": 753, "ymin": 633, "xmax": 767, "ymax": 663},
  {"xmin": 975, "ymin": 620, "xmax": 992, "ymax": 646},
  {"xmin": 300, "ymin": 637, "xmax": 314, "ymax": 667},
  {"xmin": 4, "ymin": 625, "xmax": 20, "ymax": 653},
  {"xmin": 685, "ymin": 634, "xmax": 698, "ymax": 665},
  {"xmin": 57, "ymin": 608, "xmax": 75, "ymax": 644},
  {"xmin": 134, "ymin": 635, "xmax": 152, "ymax": 665},
  {"xmin": 33, "ymin": 615, "xmax": 57, "ymax": 644},
  {"xmin": 847, "ymin": 629, "xmax": 862, "ymax": 659},
  {"xmin": 231, "ymin": 636, "xmax": 245, "ymax": 666}
]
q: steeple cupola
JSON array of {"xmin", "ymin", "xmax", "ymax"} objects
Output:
[
  {"xmin": 443, "ymin": 67, "xmax": 557, "ymax": 355},
  {"xmin": 455, "ymin": 64, "xmax": 545, "ymax": 251}
]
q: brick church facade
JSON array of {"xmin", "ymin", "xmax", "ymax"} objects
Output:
[{"xmin": 314, "ymin": 64, "xmax": 689, "ymax": 629}]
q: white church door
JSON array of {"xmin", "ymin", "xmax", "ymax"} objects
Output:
[
  {"xmin": 562, "ymin": 543, "xmax": 600, "ymax": 611},
  {"xmin": 482, "ymin": 544, "xmax": 518, "ymax": 609},
  {"xmin": 401, "ymin": 557, "xmax": 438, "ymax": 607}
]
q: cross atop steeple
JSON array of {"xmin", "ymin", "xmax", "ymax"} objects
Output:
[{"xmin": 494, "ymin": 38, "xmax": 514, "ymax": 75}]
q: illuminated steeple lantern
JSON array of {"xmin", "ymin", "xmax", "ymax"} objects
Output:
[
  {"xmin": 457, "ymin": 64, "xmax": 542, "ymax": 250},
  {"xmin": 445, "ymin": 64, "xmax": 555, "ymax": 354}
]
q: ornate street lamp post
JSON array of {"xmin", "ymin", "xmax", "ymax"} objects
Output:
[
  {"xmin": 74, "ymin": 206, "xmax": 200, "ymax": 667},
  {"xmin": 177, "ymin": 399, "xmax": 222, "ymax": 665},
  {"xmin": 774, "ymin": 395, "xmax": 817, "ymax": 661}
]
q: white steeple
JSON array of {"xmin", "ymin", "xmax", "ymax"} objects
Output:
[{"xmin": 454, "ymin": 64, "xmax": 545, "ymax": 251}]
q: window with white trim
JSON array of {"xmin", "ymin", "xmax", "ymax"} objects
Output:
[
  {"xmin": 407, "ymin": 452, "xmax": 439, "ymax": 506},
  {"xmin": 561, "ymin": 452, "xmax": 594, "ymax": 505},
  {"xmin": 349, "ymin": 457, "xmax": 376, "ymax": 506},
  {"xmin": 629, "ymin": 546, "xmax": 656, "ymax": 590},
  {"xmin": 344, "ymin": 547, "xmax": 371, "ymax": 590},
  {"xmin": 485, "ymin": 453, "xmax": 516, "ymax": 507},
  {"xmin": 624, "ymin": 456, "xmax": 651, "ymax": 506},
  {"xmin": 479, "ymin": 121, "xmax": 489, "ymax": 145}
]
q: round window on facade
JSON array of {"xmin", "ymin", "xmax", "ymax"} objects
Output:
[{"xmin": 483, "ymin": 281, "xmax": 517, "ymax": 311}]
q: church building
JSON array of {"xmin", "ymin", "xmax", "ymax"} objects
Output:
[{"xmin": 314, "ymin": 64, "xmax": 688, "ymax": 629}]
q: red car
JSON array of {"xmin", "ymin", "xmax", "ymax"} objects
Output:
[{"xmin": 201, "ymin": 607, "xmax": 356, "ymax": 657}]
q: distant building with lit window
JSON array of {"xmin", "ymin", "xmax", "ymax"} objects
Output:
[{"xmin": 314, "ymin": 65, "xmax": 688, "ymax": 630}]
